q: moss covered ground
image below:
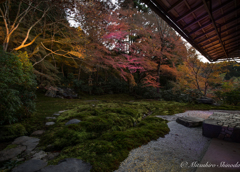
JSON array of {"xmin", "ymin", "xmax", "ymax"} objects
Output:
[{"xmin": 1, "ymin": 93, "xmax": 240, "ymax": 171}]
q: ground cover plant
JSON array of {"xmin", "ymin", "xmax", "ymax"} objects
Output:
[
  {"xmin": 41, "ymin": 101, "xmax": 171, "ymax": 172},
  {"xmin": 2, "ymin": 93, "xmax": 240, "ymax": 172}
]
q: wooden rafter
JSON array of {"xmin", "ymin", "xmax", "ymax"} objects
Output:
[
  {"xmin": 197, "ymin": 23, "xmax": 240, "ymax": 44},
  {"xmin": 193, "ymin": 17, "xmax": 239, "ymax": 40},
  {"xmin": 183, "ymin": 0, "xmax": 233, "ymax": 30},
  {"xmin": 142, "ymin": 0, "xmax": 239, "ymax": 61},
  {"xmin": 203, "ymin": 34, "xmax": 240, "ymax": 50},
  {"xmin": 201, "ymin": 32, "xmax": 240, "ymax": 48},
  {"xmin": 189, "ymin": 5, "xmax": 240, "ymax": 35},
  {"xmin": 176, "ymin": 4, "xmax": 204, "ymax": 22},
  {"xmin": 202, "ymin": 0, "xmax": 228, "ymax": 58},
  {"xmin": 167, "ymin": 0, "xmax": 184, "ymax": 13}
]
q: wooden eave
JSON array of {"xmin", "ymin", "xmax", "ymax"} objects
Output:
[{"xmin": 141, "ymin": 0, "xmax": 240, "ymax": 62}]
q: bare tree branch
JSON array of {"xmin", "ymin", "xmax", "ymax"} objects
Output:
[{"xmin": 33, "ymin": 52, "xmax": 52, "ymax": 66}]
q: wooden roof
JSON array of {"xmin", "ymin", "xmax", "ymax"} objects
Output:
[{"xmin": 142, "ymin": 0, "xmax": 240, "ymax": 62}]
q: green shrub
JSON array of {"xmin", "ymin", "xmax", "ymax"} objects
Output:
[
  {"xmin": 217, "ymin": 89, "xmax": 240, "ymax": 106},
  {"xmin": 0, "ymin": 50, "xmax": 36, "ymax": 125},
  {"xmin": 0, "ymin": 123, "xmax": 27, "ymax": 141},
  {"xmin": 160, "ymin": 89, "xmax": 203, "ymax": 103}
]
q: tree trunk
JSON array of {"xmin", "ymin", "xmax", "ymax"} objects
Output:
[
  {"xmin": 157, "ymin": 62, "xmax": 161, "ymax": 93},
  {"xmin": 78, "ymin": 67, "xmax": 81, "ymax": 81},
  {"xmin": 62, "ymin": 63, "xmax": 64, "ymax": 77},
  {"xmin": 204, "ymin": 83, "xmax": 208, "ymax": 96},
  {"xmin": 96, "ymin": 67, "xmax": 99, "ymax": 85}
]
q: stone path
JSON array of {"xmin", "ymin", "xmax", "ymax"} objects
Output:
[
  {"xmin": 0, "ymin": 136, "xmax": 40, "ymax": 162},
  {"xmin": 115, "ymin": 120, "xmax": 211, "ymax": 172},
  {"xmin": 0, "ymin": 110, "xmax": 91, "ymax": 172},
  {"xmin": 116, "ymin": 110, "xmax": 240, "ymax": 172},
  {"xmin": 11, "ymin": 158, "xmax": 92, "ymax": 172}
]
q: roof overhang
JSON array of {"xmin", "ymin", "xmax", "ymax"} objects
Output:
[{"xmin": 141, "ymin": 0, "xmax": 240, "ymax": 62}]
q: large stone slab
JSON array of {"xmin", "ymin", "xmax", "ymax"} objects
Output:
[
  {"xmin": 12, "ymin": 136, "xmax": 40, "ymax": 153},
  {"xmin": 12, "ymin": 136, "xmax": 30, "ymax": 144},
  {"xmin": 203, "ymin": 112, "xmax": 240, "ymax": 142},
  {"xmin": 176, "ymin": 116, "xmax": 204, "ymax": 127},
  {"xmin": 39, "ymin": 158, "xmax": 92, "ymax": 172},
  {"xmin": 0, "ymin": 145, "xmax": 26, "ymax": 162},
  {"xmin": 65, "ymin": 119, "xmax": 81, "ymax": 126},
  {"xmin": 12, "ymin": 159, "xmax": 47, "ymax": 172}
]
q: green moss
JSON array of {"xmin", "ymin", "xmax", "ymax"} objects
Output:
[
  {"xmin": 0, "ymin": 123, "xmax": 26, "ymax": 141},
  {"xmin": 47, "ymin": 116, "xmax": 169, "ymax": 172},
  {"xmin": 41, "ymin": 102, "xmax": 169, "ymax": 172},
  {"xmin": 4, "ymin": 144, "xmax": 18, "ymax": 150}
]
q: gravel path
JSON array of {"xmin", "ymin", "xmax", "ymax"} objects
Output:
[{"xmin": 115, "ymin": 111, "xmax": 213, "ymax": 172}]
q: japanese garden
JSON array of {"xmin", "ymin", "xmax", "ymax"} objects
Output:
[{"xmin": 0, "ymin": 0, "xmax": 240, "ymax": 172}]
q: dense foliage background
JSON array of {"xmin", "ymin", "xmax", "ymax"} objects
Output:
[{"xmin": 0, "ymin": 49, "xmax": 36, "ymax": 125}]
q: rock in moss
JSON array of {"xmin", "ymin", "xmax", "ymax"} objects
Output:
[
  {"xmin": 65, "ymin": 119, "xmax": 81, "ymax": 126},
  {"xmin": 0, "ymin": 123, "xmax": 27, "ymax": 141}
]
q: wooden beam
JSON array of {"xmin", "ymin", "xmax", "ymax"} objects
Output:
[
  {"xmin": 167, "ymin": 0, "xmax": 184, "ymax": 13},
  {"xmin": 228, "ymin": 48, "xmax": 240, "ymax": 58},
  {"xmin": 176, "ymin": 4, "xmax": 204, "ymax": 22},
  {"xmin": 203, "ymin": 0, "xmax": 228, "ymax": 58},
  {"xmin": 203, "ymin": 33, "xmax": 240, "ymax": 49},
  {"xmin": 197, "ymin": 23, "xmax": 240, "ymax": 44},
  {"xmin": 189, "ymin": 5, "xmax": 240, "ymax": 35},
  {"xmin": 141, "ymin": 0, "xmax": 213, "ymax": 61},
  {"xmin": 206, "ymin": 39, "xmax": 239, "ymax": 53},
  {"xmin": 193, "ymin": 17, "xmax": 240, "ymax": 40},
  {"xmin": 183, "ymin": 1, "xmax": 233, "ymax": 30},
  {"xmin": 208, "ymin": 49, "xmax": 224, "ymax": 55}
]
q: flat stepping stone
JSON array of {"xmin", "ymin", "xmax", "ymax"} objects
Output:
[
  {"xmin": 12, "ymin": 159, "xmax": 47, "ymax": 172},
  {"xmin": 12, "ymin": 136, "xmax": 40, "ymax": 153},
  {"xmin": 53, "ymin": 113, "xmax": 60, "ymax": 116},
  {"xmin": 0, "ymin": 145, "xmax": 26, "ymax": 162},
  {"xmin": 32, "ymin": 151, "xmax": 47, "ymax": 160},
  {"xmin": 156, "ymin": 115, "xmax": 178, "ymax": 121},
  {"xmin": 175, "ymin": 110, "xmax": 213, "ymax": 119},
  {"xmin": 39, "ymin": 158, "xmax": 92, "ymax": 172},
  {"xmin": 202, "ymin": 112, "xmax": 240, "ymax": 142},
  {"xmin": 65, "ymin": 119, "xmax": 81, "ymax": 126},
  {"xmin": 176, "ymin": 116, "xmax": 204, "ymax": 127},
  {"xmin": 31, "ymin": 130, "xmax": 45, "ymax": 136},
  {"xmin": 43, "ymin": 152, "xmax": 60, "ymax": 161},
  {"xmin": 0, "ymin": 136, "xmax": 41, "ymax": 162},
  {"xmin": 45, "ymin": 122, "xmax": 55, "ymax": 126},
  {"xmin": 46, "ymin": 117, "xmax": 56, "ymax": 120},
  {"xmin": 59, "ymin": 110, "xmax": 67, "ymax": 114}
]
